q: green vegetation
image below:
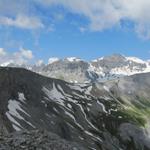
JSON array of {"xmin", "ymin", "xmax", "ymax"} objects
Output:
[
  {"xmin": 118, "ymin": 98, "xmax": 150, "ymax": 127},
  {"xmin": 122, "ymin": 107, "xmax": 147, "ymax": 127}
]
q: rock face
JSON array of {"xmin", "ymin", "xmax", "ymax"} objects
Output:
[
  {"xmin": 0, "ymin": 130, "xmax": 84, "ymax": 150},
  {"xmin": 32, "ymin": 54, "xmax": 150, "ymax": 83},
  {"xmin": 3, "ymin": 54, "xmax": 150, "ymax": 83},
  {"xmin": 0, "ymin": 67, "xmax": 150, "ymax": 149},
  {"xmin": 38, "ymin": 59, "xmax": 90, "ymax": 83}
]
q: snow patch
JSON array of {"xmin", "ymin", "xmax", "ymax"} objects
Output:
[
  {"xmin": 6, "ymin": 99, "xmax": 29, "ymax": 119},
  {"xmin": 6, "ymin": 99, "xmax": 34, "ymax": 131},
  {"xmin": 126, "ymin": 57, "xmax": 145, "ymax": 64},
  {"xmin": 6, "ymin": 112, "xmax": 22, "ymax": 130},
  {"xmin": 48, "ymin": 57, "xmax": 59, "ymax": 64},
  {"xmin": 12, "ymin": 124, "xmax": 21, "ymax": 131},
  {"xmin": 103, "ymin": 85, "xmax": 110, "ymax": 92},
  {"xmin": 85, "ymin": 86, "xmax": 92, "ymax": 95},
  {"xmin": 97, "ymin": 100, "xmax": 107, "ymax": 113},
  {"xmin": 42, "ymin": 83, "xmax": 65, "ymax": 106},
  {"xmin": 92, "ymin": 57, "xmax": 104, "ymax": 62},
  {"xmin": 18, "ymin": 92, "xmax": 26, "ymax": 103},
  {"xmin": 66, "ymin": 57, "xmax": 81, "ymax": 62},
  {"xmin": 110, "ymin": 63, "xmax": 150, "ymax": 76},
  {"xmin": 69, "ymin": 84, "xmax": 84, "ymax": 92},
  {"xmin": 88, "ymin": 63, "xmax": 105, "ymax": 76}
]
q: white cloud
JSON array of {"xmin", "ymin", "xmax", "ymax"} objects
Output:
[
  {"xmin": 37, "ymin": 0, "xmax": 150, "ymax": 39},
  {"xmin": 36, "ymin": 59, "xmax": 44, "ymax": 66},
  {"xmin": 13, "ymin": 48, "xmax": 34, "ymax": 64},
  {"xmin": 0, "ymin": 48, "xmax": 7, "ymax": 56},
  {"xmin": 0, "ymin": 48, "xmax": 34, "ymax": 66},
  {"xmin": 0, "ymin": 1, "xmax": 44, "ymax": 30},
  {"xmin": 1, "ymin": 0, "xmax": 150, "ymax": 39},
  {"xmin": 19, "ymin": 48, "xmax": 33, "ymax": 59},
  {"xmin": 0, "ymin": 14, "xmax": 44, "ymax": 29}
]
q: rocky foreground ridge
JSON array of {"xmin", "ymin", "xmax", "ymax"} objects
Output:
[{"xmin": 0, "ymin": 130, "xmax": 84, "ymax": 150}]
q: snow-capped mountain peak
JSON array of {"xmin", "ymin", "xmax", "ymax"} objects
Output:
[{"xmin": 48, "ymin": 57, "xmax": 60, "ymax": 64}]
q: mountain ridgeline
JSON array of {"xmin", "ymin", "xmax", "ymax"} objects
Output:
[
  {"xmin": 0, "ymin": 67, "xmax": 150, "ymax": 149},
  {"xmin": 4, "ymin": 54, "xmax": 150, "ymax": 83}
]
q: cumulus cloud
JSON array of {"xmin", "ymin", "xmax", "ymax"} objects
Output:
[
  {"xmin": 37, "ymin": 0, "xmax": 150, "ymax": 39},
  {"xmin": 0, "ymin": 15, "xmax": 44, "ymax": 29},
  {"xmin": 0, "ymin": 0, "xmax": 44, "ymax": 30},
  {"xmin": 1, "ymin": 0, "xmax": 150, "ymax": 39},
  {"xmin": 0, "ymin": 48, "xmax": 34, "ymax": 66},
  {"xmin": 18, "ymin": 48, "xmax": 34, "ymax": 59}
]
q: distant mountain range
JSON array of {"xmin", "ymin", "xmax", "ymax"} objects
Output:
[
  {"xmin": 2, "ymin": 54, "xmax": 150, "ymax": 83},
  {"xmin": 0, "ymin": 67, "xmax": 150, "ymax": 149}
]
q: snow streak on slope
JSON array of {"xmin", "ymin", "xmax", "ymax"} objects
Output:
[
  {"xmin": 18, "ymin": 93, "xmax": 26, "ymax": 103},
  {"xmin": 42, "ymin": 82, "xmax": 65, "ymax": 106},
  {"xmin": 6, "ymin": 98, "xmax": 35, "ymax": 131},
  {"xmin": 42, "ymin": 81, "xmax": 105, "ymax": 146}
]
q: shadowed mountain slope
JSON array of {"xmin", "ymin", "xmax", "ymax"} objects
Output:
[{"xmin": 0, "ymin": 67, "xmax": 149, "ymax": 150}]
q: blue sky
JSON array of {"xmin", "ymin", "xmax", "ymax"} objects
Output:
[{"xmin": 0, "ymin": 0, "xmax": 150, "ymax": 64}]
